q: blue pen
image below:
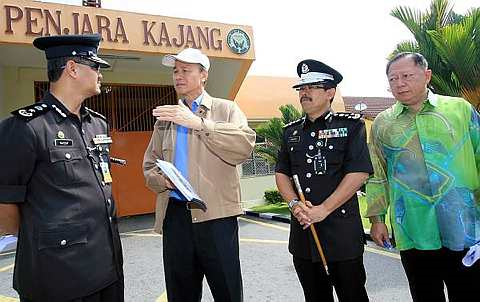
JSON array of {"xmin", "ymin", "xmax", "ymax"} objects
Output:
[{"xmin": 383, "ymin": 240, "xmax": 393, "ymax": 250}]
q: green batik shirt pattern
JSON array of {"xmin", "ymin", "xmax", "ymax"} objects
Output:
[{"xmin": 366, "ymin": 92, "xmax": 480, "ymax": 251}]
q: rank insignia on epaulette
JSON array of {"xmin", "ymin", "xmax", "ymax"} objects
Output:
[
  {"xmin": 11, "ymin": 103, "xmax": 50, "ymax": 121},
  {"xmin": 283, "ymin": 117, "xmax": 305, "ymax": 128},
  {"xmin": 51, "ymin": 104, "xmax": 67, "ymax": 118}
]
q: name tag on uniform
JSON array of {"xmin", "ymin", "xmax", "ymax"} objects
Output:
[
  {"xmin": 100, "ymin": 162, "xmax": 113, "ymax": 183},
  {"xmin": 318, "ymin": 128, "xmax": 348, "ymax": 139},
  {"xmin": 288, "ymin": 136, "xmax": 300, "ymax": 143},
  {"xmin": 54, "ymin": 139, "xmax": 73, "ymax": 147},
  {"xmin": 93, "ymin": 134, "xmax": 113, "ymax": 145}
]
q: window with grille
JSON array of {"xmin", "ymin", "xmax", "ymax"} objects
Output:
[
  {"xmin": 241, "ymin": 145, "xmax": 276, "ymax": 177},
  {"xmin": 34, "ymin": 82, "xmax": 177, "ymax": 132}
]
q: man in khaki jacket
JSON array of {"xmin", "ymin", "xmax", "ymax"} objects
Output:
[{"xmin": 143, "ymin": 48, "xmax": 255, "ymax": 302}]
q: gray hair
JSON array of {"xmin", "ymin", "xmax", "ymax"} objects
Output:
[{"xmin": 386, "ymin": 52, "xmax": 429, "ymax": 74}]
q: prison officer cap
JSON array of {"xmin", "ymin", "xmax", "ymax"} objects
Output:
[
  {"xmin": 33, "ymin": 34, "xmax": 110, "ymax": 68},
  {"xmin": 292, "ymin": 59, "xmax": 342, "ymax": 89}
]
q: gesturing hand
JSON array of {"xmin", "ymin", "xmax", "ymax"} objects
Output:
[{"xmin": 153, "ymin": 100, "xmax": 202, "ymax": 130}]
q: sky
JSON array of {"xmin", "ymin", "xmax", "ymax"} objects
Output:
[{"xmin": 46, "ymin": 0, "xmax": 478, "ymax": 97}]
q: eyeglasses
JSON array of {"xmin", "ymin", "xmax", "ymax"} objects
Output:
[
  {"xmin": 295, "ymin": 84, "xmax": 327, "ymax": 92},
  {"xmin": 388, "ymin": 73, "xmax": 417, "ymax": 84},
  {"xmin": 61, "ymin": 59, "xmax": 101, "ymax": 72}
]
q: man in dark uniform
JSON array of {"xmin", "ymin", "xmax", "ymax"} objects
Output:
[
  {"xmin": 0, "ymin": 34, "xmax": 124, "ymax": 302},
  {"xmin": 275, "ymin": 59, "xmax": 373, "ymax": 302}
]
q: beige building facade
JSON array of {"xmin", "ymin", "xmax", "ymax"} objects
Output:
[{"xmin": 0, "ymin": 0, "xmax": 256, "ymax": 216}]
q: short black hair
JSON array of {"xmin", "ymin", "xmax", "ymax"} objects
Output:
[
  {"xmin": 386, "ymin": 52, "xmax": 429, "ymax": 74},
  {"xmin": 47, "ymin": 57, "xmax": 71, "ymax": 82}
]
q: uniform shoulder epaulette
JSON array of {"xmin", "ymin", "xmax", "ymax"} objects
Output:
[
  {"xmin": 85, "ymin": 107, "xmax": 107, "ymax": 121},
  {"xmin": 283, "ymin": 117, "xmax": 305, "ymax": 128},
  {"xmin": 11, "ymin": 102, "xmax": 50, "ymax": 122},
  {"xmin": 332, "ymin": 112, "xmax": 362, "ymax": 120}
]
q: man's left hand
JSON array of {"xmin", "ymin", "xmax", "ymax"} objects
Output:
[{"xmin": 152, "ymin": 100, "xmax": 202, "ymax": 130}]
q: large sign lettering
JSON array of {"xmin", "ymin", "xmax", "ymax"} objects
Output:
[{"xmin": 0, "ymin": 2, "xmax": 253, "ymax": 56}]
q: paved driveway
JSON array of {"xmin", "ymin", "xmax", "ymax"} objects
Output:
[{"xmin": 0, "ymin": 214, "xmax": 411, "ymax": 301}]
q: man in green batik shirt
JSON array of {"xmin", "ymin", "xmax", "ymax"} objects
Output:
[{"xmin": 366, "ymin": 52, "xmax": 480, "ymax": 302}]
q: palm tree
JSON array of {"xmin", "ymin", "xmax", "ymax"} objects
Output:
[
  {"xmin": 254, "ymin": 104, "xmax": 302, "ymax": 164},
  {"xmin": 390, "ymin": 0, "xmax": 464, "ymax": 97},
  {"xmin": 428, "ymin": 8, "xmax": 480, "ymax": 108}
]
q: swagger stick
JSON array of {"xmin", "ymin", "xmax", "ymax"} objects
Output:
[{"xmin": 293, "ymin": 174, "xmax": 329, "ymax": 275}]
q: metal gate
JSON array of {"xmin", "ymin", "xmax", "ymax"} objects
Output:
[{"xmin": 35, "ymin": 82, "xmax": 177, "ymax": 216}]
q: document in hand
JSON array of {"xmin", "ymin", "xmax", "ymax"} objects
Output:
[
  {"xmin": 463, "ymin": 241, "xmax": 480, "ymax": 267},
  {"xmin": 155, "ymin": 159, "xmax": 207, "ymax": 212}
]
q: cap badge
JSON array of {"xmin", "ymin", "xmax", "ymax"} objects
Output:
[
  {"xmin": 71, "ymin": 51, "xmax": 77, "ymax": 56},
  {"xmin": 57, "ymin": 131, "xmax": 65, "ymax": 139},
  {"xmin": 301, "ymin": 63, "xmax": 309, "ymax": 74}
]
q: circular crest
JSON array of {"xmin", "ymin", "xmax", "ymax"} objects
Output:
[{"xmin": 227, "ymin": 29, "xmax": 251, "ymax": 54}]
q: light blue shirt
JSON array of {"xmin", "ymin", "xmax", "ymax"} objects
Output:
[{"xmin": 170, "ymin": 93, "xmax": 203, "ymax": 200}]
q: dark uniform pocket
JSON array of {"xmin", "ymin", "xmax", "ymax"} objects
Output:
[
  {"xmin": 325, "ymin": 141, "xmax": 345, "ymax": 165},
  {"xmin": 289, "ymin": 148, "xmax": 303, "ymax": 168},
  {"xmin": 49, "ymin": 148, "xmax": 84, "ymax": 185},
  {"xmin": 38, "ymin": 223, "xmax": 88, "ymax": 250}
]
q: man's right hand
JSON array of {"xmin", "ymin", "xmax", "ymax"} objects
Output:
[
  {"xmin": 292, "ymin": 202, "xmax": 311, "ymax": 227},
  {"xmin": 163, "ymin": 175, "xmax": 176, "ymax": 190},
  {"xmin": 0, "ymin": 204, "xmax": 20, "ymax": 235},
  {"xmin": 370, "ymin": 222, "xmax": 390, "ymax": 248}
]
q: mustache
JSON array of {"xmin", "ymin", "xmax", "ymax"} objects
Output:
[{"xmin": 300, "ymin": 96, "xmax": 312, "ymax": 103}]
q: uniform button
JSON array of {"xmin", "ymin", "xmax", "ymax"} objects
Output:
[
  {"xmin": 94, "ymin": 164, "xmax": 99, "ymax": 169},
  {"xmin": 109, "ymin": 217, "xmax": 112, "ymax": 222},
  {"xmin": 106, "ymin": 147, "xmax": 109, "ymax": 152},
  {"xmin": 65, "ymin": 153, "xmax": 71, "ymax": 159},
  {"xmin": 310, "ymin": 132, "xmax": 315, "ymax": 137},
  {"xmin": 306, "ymin": 173, "xmax": 311, "ymax": 178},
  {"xmin": 193, "ymin": 217, "xmax": 197, "ymax": 222},
  {"xmin": 290, "ymin": 147, "xmax": 294, "ymax": 151},
  {"xmin": 60, "ymin": 239, "xmax": 67, "ymax": 246},
  {"xmin": 101, "ymin": 181, "xmax": 106, "ymax": 186},
  {"xmin": 307, "ymin": 158, "xmax": 312, "ymax": 163},
  {"xmin": 107, "ymin": 198, "xmax": 111, "ymax": 206},
  {"xmin": 317, "ymin": 141, "xmax": 322, "ymax": 147},
  {"xmin": 329, "ymin": 145, "xmax": 333, "ymax": 150},
  {"xmin": 98, "ymin": 146, "xmax": 103, "ymax": 151},
  {"xmin": 341, "ymin": 209, "xmax": 346, "ymax": 214},
  {"xmin": 308, "ymin": 145, "xmax": 314, "ymax": 150},
  {"xmin": 81, "ymin": 129, "xmax": 85, "ymax": 135},
  {"xmin": 305, "ymin": 187, "xmax": 311, "ymax": 193},
  {"xmin": 205, "ymin": 133, "xmax": 210, "ymax": 136}
]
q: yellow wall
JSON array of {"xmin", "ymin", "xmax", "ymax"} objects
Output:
[
  {"xmin": 0, "ymin": 66, "xmax": 4, "ymax": 115},
  {"xmin": 1, "ymin": 67, "xmax": 44, "ymax": 116},
  {"xmin": 0, "ymin": 67, "xmax": 175, "ymax": 117},
  {"xmin": 240, "ymin": 175, "xmax": 275, "ymax": 203}
]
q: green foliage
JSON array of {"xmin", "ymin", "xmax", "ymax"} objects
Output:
[
  {"xmin": 254, "ymin": 104, "xmax": 303, "ymax": 164},
  {"xmin": 390, "ymin": 0, "xmax": 480, "ymax": 109},
  {"xmin": 264, "ymin": 189, "xmax": 286, "ymax": 204}
]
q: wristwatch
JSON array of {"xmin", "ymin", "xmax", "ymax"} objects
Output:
[{"xmin": 288, "ymin": 198, "xmax": 300, "ymax": 211}]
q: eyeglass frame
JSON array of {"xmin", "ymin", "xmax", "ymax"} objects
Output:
[
  {"xmin": 61, "ymin": 58, "xmax": 102, "ymax": 72},
  {"xmin": 295, "ymin": 84, "xmax": 330, "ymax": 92}
]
